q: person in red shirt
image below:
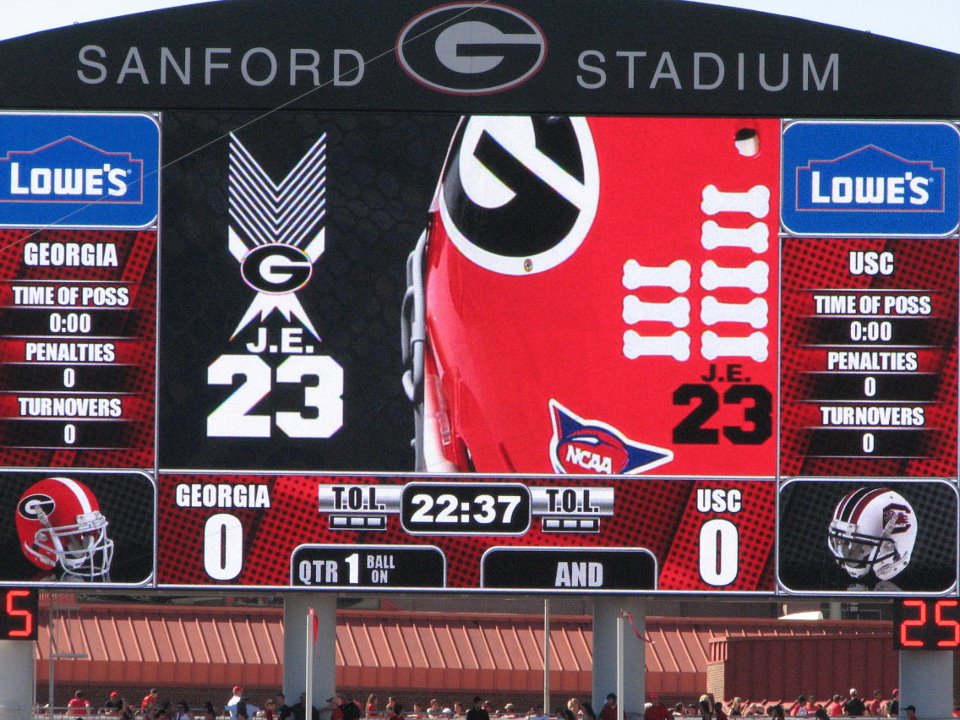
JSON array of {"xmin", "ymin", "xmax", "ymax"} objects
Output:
[
  {"xmin": 328, "ymin": 695, "xmax": 345, "ymax": 720},
  {"xmin": 645, "ymin": 696, "xmax": 671, "ymax": 720},
  {"xmin": 143, "ymin": 690, "xmax": 161, "ymax": 718},
  {"xmin": 867, "ymin": 693, "xmax": 884, "ymax": 717},
  {"xmin": 825, "ymin": 697, "xmax": 843, "ymax": 718},
  {"xmin": 599, "ymin": 695, "xmax": 617, "ymax": 720},
  {"xmin": 67, "ymin": 691, "xmax": 91, "ymax": 717}
]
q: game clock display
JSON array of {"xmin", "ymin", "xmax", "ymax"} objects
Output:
[
  {"xmin": 400, "ymin": 483, "xmax": 531, "ymax": 535},
  {"xmin": 893, "ymin": 599, "xmax": 960, "ymax": 649},
  {"xmin": 0, "ymin": 589, "xmax": 37, "ymax": 640}
]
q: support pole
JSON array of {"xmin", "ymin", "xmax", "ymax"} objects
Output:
[
  {"xmin": 616, "ymin": 611, "xmax": 624, "ymax": 720},
  {"xmin": 305, "ymin": 608, "xmax": 316, "ymax": 720},
  {"xmin": 543, "ymin": 599, "xmax": 551, "ymax": 713},
  {"xmin": 0, "ymin": 641, "xmax": 35, "ymax": 720},
  {"xmin": 284, "ymin": 594, "xmax": 336, "ymax": 702},
  {"xmin": 897, "ymin": 650, "xmax": 952, "ymax": 719},
  {"xmin": 593, "ymin": 597, "xmax": 645, "ymax": 717}
]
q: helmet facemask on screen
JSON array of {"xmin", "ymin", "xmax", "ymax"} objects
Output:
[
  {"xmin": 17, "ymin": 477, "xmax": 115, "ymax": 580},
  {"xmin": 827, "ymin": 488, "xmax": 917, "ymax": 581},
  {"xmin": 33, "ymin": 509, "xmax": 114, "ymax": 579}
]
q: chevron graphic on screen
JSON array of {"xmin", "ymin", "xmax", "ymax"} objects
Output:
[
  {"xmin": 782, "ymin": 121, "xmax": 960, "ymax": 237},
  {"xmin": 0, "ymin": 113, "xmax": 159, "ymax": 229}
]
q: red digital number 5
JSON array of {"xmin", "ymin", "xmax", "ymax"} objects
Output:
[
  {"xmin": 935, "ymin": 600, "xmax": 960, "ymax": 648},
  {"xmin": 6, "ymin": 590, "xmax": 34, "ymax": 638}
]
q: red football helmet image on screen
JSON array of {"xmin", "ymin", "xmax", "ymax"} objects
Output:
[
  {"xmin": 403, "ymin": 116, "xmax": 780, "ymax": 476},
  {"xmin": 15, "ymin": 476, "xmax": 114, "ymax": 579}
]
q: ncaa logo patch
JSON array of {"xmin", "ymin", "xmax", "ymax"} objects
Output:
[{"xmin": 549, "ymin": 400, "xmax": 673, "ymax": 475}]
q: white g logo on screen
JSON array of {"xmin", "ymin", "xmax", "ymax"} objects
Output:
[{"xmin": 241, "ymin": 244, "xmax": 313, "ymax": 295}]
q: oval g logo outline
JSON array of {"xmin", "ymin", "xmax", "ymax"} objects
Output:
[
  {"xmin": 241, "ymin": 244, "xmax": 313, "ymax": 295},
  {"xmin": 396, "ymin": 3, "xmax": 547, "ymax": 95}
]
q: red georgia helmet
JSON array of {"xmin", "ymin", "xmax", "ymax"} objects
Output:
[
  {"xmin": 16, "ymin": 476, "xmax": 114, "ymax": 578},
  {"xmin": 402, "ymin": 116, "xmax": 780, "ymax": 476}
]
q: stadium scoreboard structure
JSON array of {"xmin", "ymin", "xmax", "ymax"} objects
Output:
[{"xmin": 0, "ymin": 0, "xmax": 959, "ymax": 596}]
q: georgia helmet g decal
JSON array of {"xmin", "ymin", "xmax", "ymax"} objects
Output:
[{"xmin": 439, "ymin": 116, "xmax": 599, "ymax": 275}]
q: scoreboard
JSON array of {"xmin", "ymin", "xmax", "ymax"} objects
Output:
[{"xmin": 0, "ymin": 0, "xmax": 959, "ymax": 596}]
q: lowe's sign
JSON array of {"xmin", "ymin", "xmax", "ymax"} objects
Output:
[
  {"xmin": 782, "ymin": 121, "xmax": 960, "ymax": 237},
  {"xmin": 0, "ymin": 113, "xmax": 159, "ymax": 229}
]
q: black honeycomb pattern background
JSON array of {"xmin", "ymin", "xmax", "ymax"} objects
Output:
[{"xmin": 158, "ymin": 111, "xmax": 458, "ymax": 471}]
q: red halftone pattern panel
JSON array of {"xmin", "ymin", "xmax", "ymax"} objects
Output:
[
  {"xmin": 157, "ymin": 474, "xmax": 775, "ymax": 592},
  {"xmin": 0, "ymin": 228, "xmax": 156, "ymax": 469},
  {"xmin": 658, "ymin": 479, "xmax": 775, "ymax": 591},
  {"xmin": 780, "ymin": 238, "xmax": 957, "ymax": 478}
]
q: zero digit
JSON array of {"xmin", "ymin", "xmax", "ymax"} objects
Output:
[
  {"xmin": 49, "ymin": 312, "xmax": 92, "ymax": 334},
  {"xmin": 203, "ymin": 513, "xmax": 243, "ymax": 580},
  {"xmin": 698, "ymin": 518, "xmax": 739, "ymax": 586}
]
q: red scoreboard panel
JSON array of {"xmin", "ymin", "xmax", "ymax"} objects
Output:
[
  {"xmin": 2, "ymin": 2, "xmax": 960, "ymax": 596},
  {"xmin": 158, "ymin": 474, "xmax": 774, "ymax": 592}
]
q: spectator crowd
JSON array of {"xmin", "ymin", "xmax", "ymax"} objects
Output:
[{"xmin": 45, "ymin": 686, "xmax": 922, "ymax": 720}]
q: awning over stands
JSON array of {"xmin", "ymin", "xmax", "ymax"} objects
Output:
[{"xmin": 36, "ymin": 601, "xmax": 893, "ymax": 700}]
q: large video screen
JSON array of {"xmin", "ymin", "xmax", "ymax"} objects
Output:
[{"xmin": 0, "ymin": 0, "xmax": 958, "ymax": 595}]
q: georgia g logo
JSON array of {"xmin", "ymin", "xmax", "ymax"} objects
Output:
[
  {"xmin": 227, "ymin": 131, "xmax": 328, "ymax": 339},
  {"xmin": 396, "ymin": 3, "xmax": 547, "ymax": 95},
  {"xmin": 18, "ymin": 493, "xmax": 55, "ymax": 521},
  {"xmin": 439, "ymin": 115, "xmax": 599, "ymax": 275},
  {"xmin": 241, "ymin": 244, "xmax": 313, "ymax": 295}
]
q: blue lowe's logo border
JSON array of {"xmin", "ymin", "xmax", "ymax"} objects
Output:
[
  {"xmin": 795, "ymin": 146, "xmax": 945, "ymax": 213},
  {"xmin": 782, "ymin": 120, "xmax": 960, "ymax": 237},
  {"xmin": 0, "ymin": 112, "xmax": 159, "ymax": 229}
]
